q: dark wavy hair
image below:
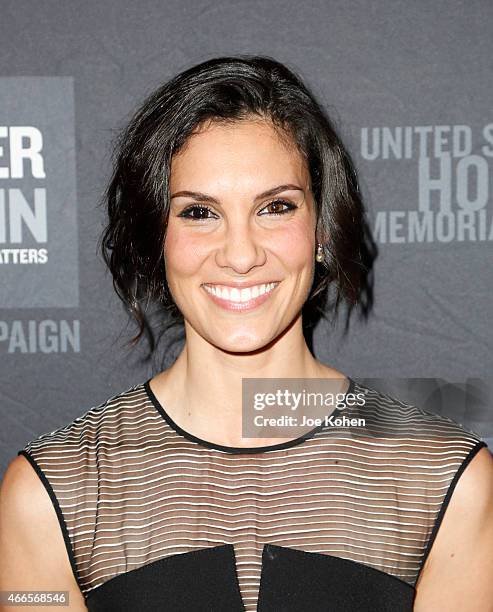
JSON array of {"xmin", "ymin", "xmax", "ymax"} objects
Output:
[{"xmin": 99, "ymin": 55, "xmax": 376, "ymax": 360}]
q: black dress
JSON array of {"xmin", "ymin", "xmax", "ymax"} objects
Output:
[{"xmin": 18, "ymin": 378, "xmax": 486, "ymax": 611}]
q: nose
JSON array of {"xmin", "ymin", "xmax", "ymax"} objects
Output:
[{"xmin": 215, "ymin": 223, "xmax": 266, "ymax": 274}]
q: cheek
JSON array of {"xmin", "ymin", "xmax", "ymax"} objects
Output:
[
  {"xmin": 164, "ymin": 225, "xmax": 208, "ymax": 278},
  {"xmin": 271, "ymin": 221, "xmax": 315, "ymax": 269}
]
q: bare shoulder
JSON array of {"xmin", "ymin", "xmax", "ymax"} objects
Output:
[
  {"xmin": 1, "ymin": 454, "xmax": 51, "ymax": 517},
  {"xmin": 0, "ymin": 454, "xmax": 55, "ymax": 550},
  {"xmin": 0, "ymin": 455, "xmax": 87, "ymax": 609},
  {"xmin": 449, "ymin": 445, "xmax": 493, "ymax": 504},
  {"xmin": 414, "ymin": 446, "xmax": 493, "ymax": 611},
  {"xmin": 438, "ymin": 446, "xmax": 493, "ymax": 530}
]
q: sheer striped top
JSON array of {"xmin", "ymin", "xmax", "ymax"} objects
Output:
[{"xmin": 18, "ymin": 378, "xmax": 486, "ymax": 611}]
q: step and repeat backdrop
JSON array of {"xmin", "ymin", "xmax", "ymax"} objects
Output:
[{"xmin": 1, "ymin": 0, "xmax": 492, "ymax": 473}]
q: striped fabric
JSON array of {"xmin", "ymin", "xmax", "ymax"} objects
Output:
[{"xmin": 19, "ymin": 379, "xmax": 485, "ymax": 610}]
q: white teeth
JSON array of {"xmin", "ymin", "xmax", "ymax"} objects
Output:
[{"xmin": 203, "ymin": 282, "xmax": 278, "ymax": 303}]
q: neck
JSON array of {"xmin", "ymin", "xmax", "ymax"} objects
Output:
[{"xmin": 151, "ymin": 317, "xmax": 346, "ymax": 447}]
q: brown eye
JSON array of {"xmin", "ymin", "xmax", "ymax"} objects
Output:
[
  {"xmin": 259, "ymin": 199, "xmax": 297, "ymax": 216},
  {"xmin": 178, "ymin": 205, "xmax": 217, "ymax": 220}
]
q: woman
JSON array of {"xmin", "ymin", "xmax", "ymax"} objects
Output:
[{"xmin": 1, "ymin": 56, "xmax": 492, "ymax": 611}]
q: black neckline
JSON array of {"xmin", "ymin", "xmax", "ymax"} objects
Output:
[{"xmin": 143, "ymin": 376, "xmax": 357, "ymax": 454}]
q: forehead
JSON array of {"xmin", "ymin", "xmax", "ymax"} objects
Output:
[{"xmin": 170, "ymin": 118, "xmax": 309, "ymax": 190}]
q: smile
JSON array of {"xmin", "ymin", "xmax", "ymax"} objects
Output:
[{"xmin": 202, "ymin": 282, "xmax": 280, "ymax": 311}]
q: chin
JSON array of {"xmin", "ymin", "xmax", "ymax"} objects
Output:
[{"xmin": 211, "ymin": 329, "xmax": 276, "ymax": 354}]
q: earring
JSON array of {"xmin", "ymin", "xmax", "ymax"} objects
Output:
[{"xmin": 316, "ymin": 243, "xmax": 324, "ymax": 263}]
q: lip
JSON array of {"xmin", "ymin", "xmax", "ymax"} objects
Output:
[
  {"xmin": 201, "ymin": 281, "xmax": 280, "ymax": 312},
  {"xmin": 202, "ymin": 280, "xmax": 281, "ymax": 289}
]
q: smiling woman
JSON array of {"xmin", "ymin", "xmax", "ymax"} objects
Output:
[
  {"xmin": 164, "ymin": 118, "xmax": 322, "ymax": 350},
  {"xmin": 1, "ymin": 55, "xmax": 492, "ymax": 612}
]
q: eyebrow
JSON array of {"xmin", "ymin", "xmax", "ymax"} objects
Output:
[{"xmin": 170, "ymin": 184, "xmax": 305, "ymax": 203}]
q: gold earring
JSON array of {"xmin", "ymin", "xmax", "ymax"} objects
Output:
[{"xmin": 316, "ymin": 243, "xmax": 324, "ymax": 263}]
